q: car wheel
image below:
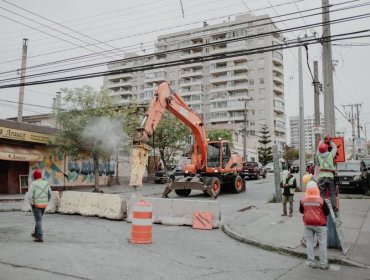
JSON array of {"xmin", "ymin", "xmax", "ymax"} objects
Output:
[
  {"xmin": 263, "ymin": 172, "xmax": 266, "ymax": 179},
  {"xmin": 256, "ymin": 174, "xmax": 259, "ymax": 180}
]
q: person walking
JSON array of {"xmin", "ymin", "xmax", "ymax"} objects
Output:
[
  {"xmin": 316, "ymin": 136, "xmax": 338, "ymax": 215},
  {"xmin": 28, "ymin": 169, "xmax": 52, "ymax": 242},
  {"xmin": 299, "ymin": 180, "xmax": 330, "ymax": 269},
  {"xmin": 280, "ymin": 169, "xmax": 297, "ymax": 217}
]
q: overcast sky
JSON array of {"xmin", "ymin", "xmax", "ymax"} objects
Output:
[{"xmin": 0, "ymin": 0, "xmax": 369, "ymax": 141}]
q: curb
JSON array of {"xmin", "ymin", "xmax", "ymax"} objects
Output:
[{"xmin": 222, "ymin": 221, "xmax": 369, "ymax": 269}]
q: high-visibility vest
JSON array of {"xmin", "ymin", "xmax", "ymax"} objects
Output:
[
  {"xmin": 281, "ymin": 177, "xmax": 296, "ymax": 194},
  {"xmin": 301, "ymin": 197, "xmax": 326, "ymax": 226},
  {"xmin": 32, "ymin": 180, "xmax": 49, "ymax": 208},
  {"xmin": 317, "ymin": 152, "xmax": 335, "ymax": 178}
]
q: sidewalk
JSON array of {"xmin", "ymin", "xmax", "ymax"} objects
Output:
[
  {"xmin": 222, "ymin": 191, "xmax": 370, "ymax": 269},
  {"xmin": 1, "ymin": 185, "xmax": 369, "ymax": 269}
]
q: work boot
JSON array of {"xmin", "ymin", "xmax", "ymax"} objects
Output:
[
  {"xmin": 31, "ymin": 232, "xmax": 36, "ymax": 238},
  {"xmin": 281, "ymin": 213, "xmax": 287, "ymax": 216},
  {"xmin": 289, "ymin": 213, "xmax": 293, "ymax": 217},
  {"xmin": 34, "ymin": 235, "xmax": 44, "ymax": 242}
]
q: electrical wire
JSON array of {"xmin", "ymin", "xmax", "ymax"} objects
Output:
[
  {"xmin": 0, "ymin": 0, "xmax": 361, "ymax": 69},
  {"xmin": 1, "ymin": 10, "xmax": 369, "ymax": 84},
  {"xmin": 1, "ymin": 30, "xmax": 369, "ymax": 89}
]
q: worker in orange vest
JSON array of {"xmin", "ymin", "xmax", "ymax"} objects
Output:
[{"xmin": 300, "ymin": 180, "xmax": 330, "ymax": 269}]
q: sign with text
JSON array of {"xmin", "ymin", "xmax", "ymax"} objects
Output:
[{"xmin": 0, "ymin": 126, "xmax": 54, "ymax": 144}]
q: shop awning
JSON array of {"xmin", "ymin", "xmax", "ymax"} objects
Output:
[{"xmin": 0, "ymin": 144, "xmax": 44, "ymax": 162}]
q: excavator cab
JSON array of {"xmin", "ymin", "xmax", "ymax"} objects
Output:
[{"xmin": 206, "ymin": 141, "xmax": 231, "ymax": 169}]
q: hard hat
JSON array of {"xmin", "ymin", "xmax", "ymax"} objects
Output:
[
  {"xmin": 302, "ymin": 173, "xmax": 312, "ymax": 185},
  {"xmin": 33, "ymin": 169, "xmax": 42, "ymax": 180},
  {"xmin": 318, "ymin": 142, "xmax": 328, "ymax": 153}
]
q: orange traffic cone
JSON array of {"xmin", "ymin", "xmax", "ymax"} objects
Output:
[{"xmin": 130, "ymin": 199, "xmax": 152, "ymax": 244}]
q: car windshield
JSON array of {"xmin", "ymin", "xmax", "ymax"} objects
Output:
[
  {"xmin": 362, "ymin": 159, "xmax": 370, "ymax": 167},
  {"xmin": 246, "ymin": 162, "xmax": 258, "ymax": 166},
  {"xmin": 265, "ymin": 163, "xmax": 273, "ymax": 167},
  {"xmin": 337, "ymin": 162, "xmax": 360, "ymax": 172}
]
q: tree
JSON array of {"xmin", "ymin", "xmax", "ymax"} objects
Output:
[
  {"xmin": 55, "ymin": 86, "xmax": 129, "ymax": 192},
  {"xmin": 258, "ymin": 124, "xmax": 273, "ymax": 165},
  {"xmin": 283, "ymin": 145, "xmax": 299, "ymax": 162},
  {"xmin": 148, "ymin": 112, "xmax": 190, "ymax": 170},
  {"xmin": 207, "ymin": 129, "xmax": 233, "ymax": 146}
]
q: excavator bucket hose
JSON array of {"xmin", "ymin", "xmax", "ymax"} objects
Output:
[{"xmin": 129, "ymin": 144, "xmax": 150, "ymax": 187}]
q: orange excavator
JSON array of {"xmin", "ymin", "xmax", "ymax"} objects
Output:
[{"xmin": 130, "ymin": 82, "xmax": 245, "ymax": 199}]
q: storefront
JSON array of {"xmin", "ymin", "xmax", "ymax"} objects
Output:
[
  {"xmin": 0, "ymin": 120, "xmax": 56, "ymax": 194},
  {"xmin": 0, "ymin": 119, "xmax": 118, "ymax": 193}
]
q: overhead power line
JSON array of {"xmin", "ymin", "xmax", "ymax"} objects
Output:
[
  {"xmin": 0, "ymin": 0, "xmax": 362, "ymax": 69},
  {"xmin": 0, "ymin": 0, "xmax": 125, "ymax": 59},
  {"xmin": 1, "ymin": 10, "xmax": 369, "ymax": 84},
  {"xmin": 0, "ymin": 30, "xmax": 369, "ymax": 89}
]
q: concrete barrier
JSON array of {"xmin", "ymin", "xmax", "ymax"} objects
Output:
[
  {"xmin": 79, "ymin": 192, "xmax": 100, "ymax": 216},
  {"xmin": 21, "ymin": 191, "xmax": 60, "ymax": 213},
  {"xmin": 127, "ymin": 197, "xmax": 221, "ymax": 228},
  {"xmin": 58, "ymin": 191, "xmax": 82, "ymax": 214},
  {"xmin": 99, "ymin": 194, "xmax": 126, "ymax": 220},
  {"xmin": 58, "ymin": 191, "xmax": 126, "ymax": 220}
]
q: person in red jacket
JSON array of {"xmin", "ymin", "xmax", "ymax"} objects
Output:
[{"xmin": 299, "ymin": 180, "xmax": 330, "ymax": 269}]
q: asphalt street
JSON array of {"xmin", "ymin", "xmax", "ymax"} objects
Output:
[{"xmin": 0, "ymin": 174, "xmax": 369, "ymax": 279}]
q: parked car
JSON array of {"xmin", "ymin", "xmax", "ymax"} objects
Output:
[
  {"xmin": 241, "ymin": 161, "xmax": 267, "ymax": 180},
  {"xmin": 154, "ymin": 158, "xmax": 191, "ymax": 184},
  {"xmin": 264, "ymin": 162, "xmax": 274, "ymax": 173},
  {"xmin": 291, "ymin": 160, "xmax": 300, "ymax": 173},
  {"xmin": 336, "ymin": 160, "xmax": 369, "ymax": 194}
]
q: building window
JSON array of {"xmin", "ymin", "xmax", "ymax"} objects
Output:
[
  {"xmin": 259, "ymin": 78, "xmax": 265, "ymax": 84},
  {"xmin": 249, "ymin": 79, "xmax": 254, "ymax": 86}
]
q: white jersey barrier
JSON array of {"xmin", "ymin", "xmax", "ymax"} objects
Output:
[
  {"xmin": 127, "ymin": 197, "xmax": 221, "ymax": 228},
  {"xmin": 58, "ymin": 191, "xmax": 127, "ymax": 220}
]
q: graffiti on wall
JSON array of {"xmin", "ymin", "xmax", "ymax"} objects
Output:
[
  {"xmin": 29, "ymin": 147, "xmax": 116, "ymax": 187},
  {"xmin": 30, "ymin": 150, "xmax": 65, "ymax": 186},
  {"xmin": 66, "ymin": 157, "xmax": 115, "ymax": 185}
]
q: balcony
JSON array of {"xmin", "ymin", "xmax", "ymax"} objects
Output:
[
  {"xmin": 179, "ymin": 69, "xmax": 204, "ymax": 79},
  {"xmin": 210, "ymin": 65, "xmax": 228, "ymax": 74},
  {"xmin": 274, "ymin": 104, "xmax": 285, "ymax": 114},
  {"xmin": 180, "ymin": 62, "xmax": 203, "ymax": 69},
  {"xmin": 179, "ymin": 78, "xmax": 203, "ymax": 87},
  {"xmin": 273, "ymin": 84, "xmax": 284, "ymax": 94},
  {"xmin": 273, "ymin": 74, "xmax": 284, "ymax": 85},
  {"xmin": 106, "ymin": 80, "xmax": 133, "ymax": 89}
]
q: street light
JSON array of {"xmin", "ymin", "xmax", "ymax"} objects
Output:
[{"xmin": 238, "ymin": 97, "xmax": 252, "ymax": 161}]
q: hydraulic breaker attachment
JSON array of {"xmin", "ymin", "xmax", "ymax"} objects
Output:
[{"xmin": 129, "ymin": 144, "xmax": 150, "ymax": 187}]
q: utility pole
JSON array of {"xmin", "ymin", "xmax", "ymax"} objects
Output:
[
  {"xmin": 17, "ymin": 38, "xmax": 29, "ymax": 123},
  {"xmin": 343, "ymin": 104, "xmax": 356, "ymax": 159},
  {"xmin": 313, "ymin": 61, "xmax": 321, "ymax": 154},
  {"xmin": 322, "ymin": 0, "xmax": 335, "ymax": 135},
  {"xmin": 239, "ymin": 97, "xmax": 252, "ymax": 161},
  {"xmin": 355, "ymin": 104, "xmax": 362, "ymax": 138},
  {"xmin": 298, "ymin": 38, "xmax": 305, "ymax": 190}
]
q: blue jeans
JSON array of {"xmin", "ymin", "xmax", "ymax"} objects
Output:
[
  {"xmin": 305, "ymin": 225, "xmax": 328, "ymax": 266},
  {"xmin": 318, "ymin": 177, "xmax": 337, "ymax": 211},
  {"xmin": 31, "ymin": 206, "xmax": 45, "ymax": 236}
]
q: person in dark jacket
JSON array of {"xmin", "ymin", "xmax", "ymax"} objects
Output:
[
  {"xmin": 299, "ymin": 180, "xmax": 330, "ymax": 269},
  {"xmin": 280, "ymin": 169, "xmax": 297, "ymax": 217}
]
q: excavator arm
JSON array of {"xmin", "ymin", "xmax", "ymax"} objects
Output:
[{"xmin": 133, "ymin": 82, "xmax": 208, "ymax": 169}]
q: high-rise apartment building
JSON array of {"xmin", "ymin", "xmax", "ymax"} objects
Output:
[
  {"xmin": 289, "ymin": 115, "xmax": 325, "ymax": 154},
  {"xmin": 105, "ymin": 14, "xmax": 287, "ymax": 151}
]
